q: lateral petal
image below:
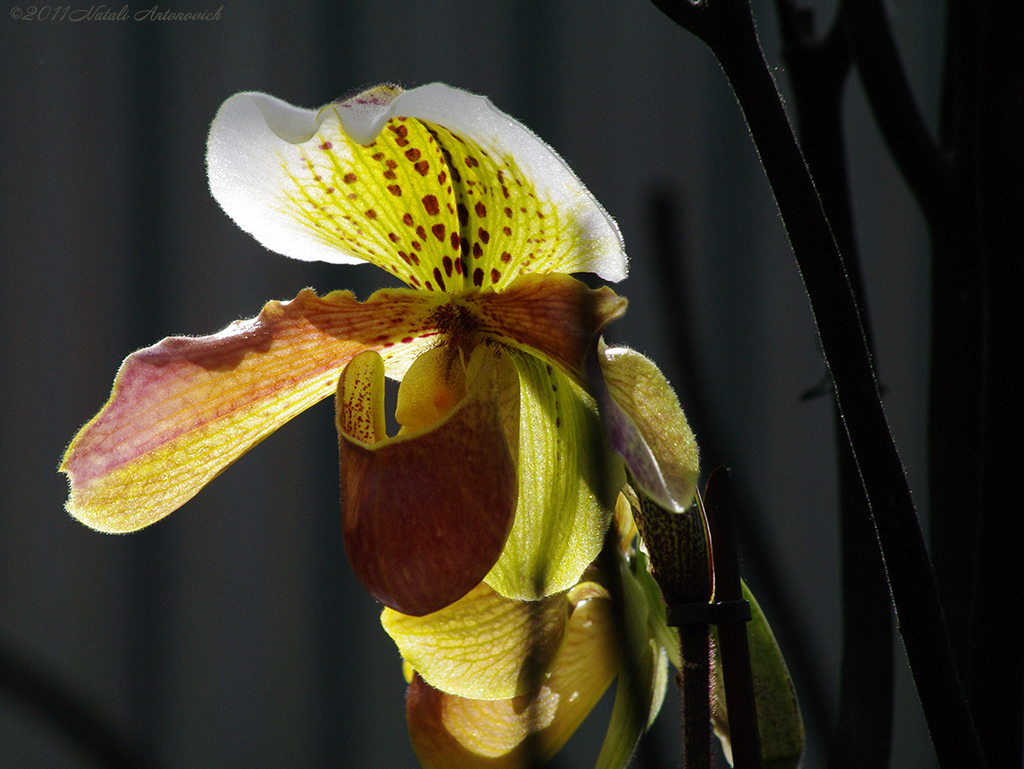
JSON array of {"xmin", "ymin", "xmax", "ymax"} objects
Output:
[
  {"xmin": 61, "ymin": 288, "xmax": 443, "ymax": 532},
  {"xmin": 406, "ymin": 582, "xmax": 619, "ymax": 769}
]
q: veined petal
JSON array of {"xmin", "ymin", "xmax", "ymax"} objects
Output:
[
  {"xmin": 465, "ymin": 273, "xmax": 627, "ymax": 386},
  {"xmin": 382, "ymin": 582, "xmax": 568, "ymax": 701},
  {"xmin": 207, "ymin": 84, "xmax": 627, "ymax": 291},
  {"xmin": 588, "ymin": 345, "xmax": 699, "ymax": 513},
  {"xmin": 485, "ymin": 352, "xmax": 623, "ymax": 600},
  {"xmin": 61, "ymin": 288, "xmax": 444, "ymax": 533},
  {"xmin": 406, "ymin": 582, "xmax": 619, "ymax": 769},
  {"xmin": 208, "ymin": 90, "xmax": 465, "ymax": 290},
  {"xmin": 389, "ymin": 84, "xmax": 627, "ymax": 284},
  {"xmin": 337, "ymin": 346, "xmax": 518, "ymax": 616}
]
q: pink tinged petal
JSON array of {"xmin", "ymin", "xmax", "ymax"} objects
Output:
[
  {"xmin": 61, "ymin": 288, "xmax": 444, "ymax": 533},
  {"xmin": 465, "ymin": 273, "xmax": 627, "ymax": 386},
  {"xmin": 587, "ymin": 345, "xmax": 699, "ymax": 513},
  {"xmin": 381, "ymin": 582, "xmax": 568, "ymax": 700},
  {"xmin": 406, "ymin": 583, "xmax": 620, "ymax": 769},
  {"xmin": 337, "ymin": 346, "xmax": 518, "ymax": 616},
  {"xmin": 388, "ymin": 84, "xmax": 628, "ymax": 283}
]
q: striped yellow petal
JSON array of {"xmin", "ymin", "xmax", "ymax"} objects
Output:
[
  {"xmin": 61, "ymin": 288, "xmax": 444, "ymax": 533},
  {"xmin": 382, "ymin": 582, "xmax": 568, "ymax": 700},
  {"xmin": 485, "ymin": 351, "xmax": 624, "ymax": 600},
  {"xmin": 406, "ymin": 582, "xmax": 619, "ymax": 769},
  {"xmin": 207, "ymin": 85, "xmax": 627, "ymax": 290}
]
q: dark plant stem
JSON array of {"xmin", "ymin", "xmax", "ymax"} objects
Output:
[
  {"xmin": 774, "ymin": 6, "xmax": 894, "ymax": 766},
  {"xmin": 678, "ymin": 625, "xmax": 712, "ymax": 769},
  {"xmin": 648, "ymin": 1, "xmax": 985, "ymax": 766},
  {"xmin": 844, "ymin": 0, "xmax": 1024, "ymax": 764},
  {"xmin": 703, "ymin": 469, "xmax": 762, "ymax": 769}
]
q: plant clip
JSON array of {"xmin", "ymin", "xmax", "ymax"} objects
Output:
[{"xmin": 666, "ymin": 599, "xmax": 752, "ymax": 627}]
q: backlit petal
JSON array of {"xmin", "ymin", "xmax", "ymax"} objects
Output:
[
  {"xmin": 61, "ymin": 288, "xmax": 443, "ymax": 533},
  {"xmin": 382, "ymin": 583, "xmax": 567, "ymax": 700},
  {"xmin": 589, "ymin": 345, "xmax": 699, "ymax": 513},
  {"xmin": 207, "ymin": 84, "xmax": 627, "ymax": 290},
  {"xmin": 390, "ymin": 84, "xmax": 627, "ymax": 284},
  {"xmin": 406, "ymin": 582, "xmax": 619, "ymax": 769},
  {"xmin": 337, "ymin": 346, "xmax": 517, "ymax": 616},
  {"xmin": 208, "ymin": 90, "xmax": 464, "ymax": 289},
  {"xmin": 486, "ymin": 352, "xmax": 623, "ymax": 600},
  {"xmin": 465, "ymin": 273, "xmax": 627, "ymax": 386}
]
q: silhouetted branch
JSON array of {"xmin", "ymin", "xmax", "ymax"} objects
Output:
[{"xmin": 648, "ymin": 1, "xmax": 985, "ymax": 766}]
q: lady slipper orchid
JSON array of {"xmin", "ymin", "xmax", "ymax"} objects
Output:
[
  {"xmin": 60, "ymin": 82, "xmax": 709, "ymax": 766},
  {"xmin": 61, "ymin": 83, "xmax": 643, "ymax": 614}
]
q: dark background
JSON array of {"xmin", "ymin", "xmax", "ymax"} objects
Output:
[{"xmin": 1, "ymin": 1, "xmax": 941, "ymax": 766}]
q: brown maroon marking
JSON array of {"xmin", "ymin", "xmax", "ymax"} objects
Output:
[
  {"xmin": 384, "ymin": 170, "xmax": 397, "ymax": 180},
  {"xmin": 478, "ymin": 227, "xmax": 490, "ymax": 244},
  {"xmin": 411, "ymin": 240, "xmax": 422, "ymax": 251},
  {"xmin": 388, "ymin": 232, "xmax": 400, "ymax": 242},
  {"xmin": 387, "ymin": 184, "xmax": 402, "ymax": 196},
  {"xmin": 475, "ymin": 201, "xmax": 486, "ymax": 218},
  {"xmin": 386, "ymin": 159, "xmax": 398, "ymax": 169},
  {"xmin": 402, "ymin": 213, "xmax": 414, "ymax": 226},
  {"xmin": 319, "ymin": 141, "xmax": 332, "ymax": 150},
  {"xmin": 450, "ymin": 232, "xmax": 460, "ymax": 251},
  {"xmin": 432, "ymin": 268, "xmax": 446, "ymax": 291},
  {"xmin": 465, "ymin": 156, "xmax": 479, "ymax": 168},
  {"xmin": 472, "ymin": 243, "xmax": 483, "ymax": 258},
  {"xmin": 504, "ymin": 207, "xmax": 512, "ymax": 217},
  {"xmin": 490, "ymin": 269, "xmax": 501, "ymax": 284},
  {"xmin": 405, "ymin": 148, "xmax": 421, "ymax": 161},
  {"xmin": 473, "ymin": 268, "xmax": 484, "ymax": 287},
  {"xmin": 503, "ymin": 226, "xmax": 512, "ymax": 236},
  {"xmin": 414, "ymin": 160, "xmax": 430, "ymax": 176},
  {"xmin": 432, "ymin": 223, "xmax": 446, "ymax": 241},
  {"xmin": 422, "ymin": 195, "xmax": 440, "ymax": 216},
  {"xmin": 442, "ymin": 256, "xmax": 453, "ymax": 277},
  {"xmin": 457, "ymin": 203, "xmax": 469, "ymax": 226},
  {"xmin": 438, "ymin": 171, "xmax": 447, "ymax": 184},
  {"xmin": 401, "ymin": 336, "xmax": 414, "ymax": 344},
  {"xmin": 344, "ymin": 173, "xmax": 358, "ymax": 184},
  {"xmin": 416, "ymin": 225, "xmax": 427, "ymax": 240},
  {"xmin": 501, "ymin": 251, "xmax": 512, "ymax": 262},
  {"xmin": 365, "ymin": 209, "xmax": 378, "ymax": 219}
]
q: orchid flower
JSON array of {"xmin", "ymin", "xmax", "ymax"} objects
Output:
[{"xmin": 60, "ymin": 83, "xmax": 707, "ymax": 766}]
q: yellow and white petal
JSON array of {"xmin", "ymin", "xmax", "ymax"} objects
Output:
[
  {"xmin": 406, "ymin": 582, "xmax": 620, "ymax": 769},
  {"xmin": 382, "ymin": 582, "xmax": 568, "ymax": 701},
  {"xmin": 485, "ymin": 352, "xmax": 624, "ymax": 600},
  {"xmin": 208, "ymin": 90, "xmax": 465, "ymax": 290},
  {"xmin": 207, "ymin": 84, "xmax": 627, "ymax": 291},
  {"xmin": 390, "ymin": 84, "xmax": 628, "ymax": 285},
  {"xmin": 61, "ymin": 288, "xmax": 445, "ymax": 533}
]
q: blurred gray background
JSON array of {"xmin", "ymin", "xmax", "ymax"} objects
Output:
[{"xmin": 1, "ymin": 1, "xmax": 941, "ymax": 766}]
